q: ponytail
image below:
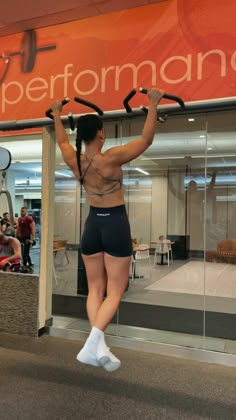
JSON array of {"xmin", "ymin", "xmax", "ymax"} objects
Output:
[
  {"xmin": 75, "ymin": 134, "xmax": 83, "ymax": 185},
  {"xmin": 75, "ymin": 114, "xmax": 103, "ymax": 185}
]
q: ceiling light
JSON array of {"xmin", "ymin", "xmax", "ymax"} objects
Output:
[
  {"xmin": 55, "ymin": 171, "xmax": 73, "ymax": 178},
  {"xmin": 141, "ymin": 156, "xmax": 185, "ymax": 160},
  {"xmin": 135, "ymin": 167, "xmax": 150, "ymax": 175},
  {"xmin": 192, "ymin": 154, "xmax": 236, "ymax": 159},
  {"xmin": 188, "ymin": 118, "xmax": 195, "ymax": 122},
  {"xmin": 207, "ymin": 147, "xmax": 213, "ymax": 150},
  {"xmin": 11, "ymin": 159, "xmax": 41, "ymax": 163},
  {"xmin": 200, "ymin": 135, "xmax": 205, "ymax": 138}
]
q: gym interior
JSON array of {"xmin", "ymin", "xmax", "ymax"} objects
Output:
[
  {"xmin": 0, "ymin": 0, "xmax": 236, "ymax": 366},
  {"xmin": 1, "ymin": 103, "xmax": 236, "ymax": 357}
]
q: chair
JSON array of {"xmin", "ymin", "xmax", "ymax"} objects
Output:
[
  {"xmin": 154, "ymin": 240, "xmax": 173, "ymax": 266},
  {"xmin": 53, "ymin": 240, "xmax": 70, "ymax": 285},
  {"xmin": 167, "ymin": 240, "xmax": 173, "ymax": 264},
  {"xmin": 206, "ymin": 239, "xmax": 236, "ymax": 263},
  {"xmin": 132, "ymin": 244, "xmax": 152, "ymax": 279},
  {"xmin": 53, "ymin": 240, "xmax": 70, "ymax": 265},
  {"xmin": 129, "ymin": 254, "xmax": 136, "ymax": 282}
]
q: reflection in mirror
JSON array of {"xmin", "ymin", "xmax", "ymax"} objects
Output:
[
  {"xmin": 53, "ymin": 138, "xmax": 79, "ymax": 295},
  {"xmin": 118, "ymin": 114, "xmax": 208, "ymax": 349},
  {"xmin": 0, "ymin": 231, "xmax": 21, "ymax": 272},
  {"xmin": 204, "ymin": 110, "xmax": 236, "ymax": 354},
  {"xmin": 0, "ymin": 137, "xmax": 42, "ymax": 275}
]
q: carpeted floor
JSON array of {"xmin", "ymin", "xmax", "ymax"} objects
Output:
[
  {"xmin": 146, "ymin": 261, "xmax": 236, "ymax": 298},
  {"xmin": 0, "ymin": 333, "xmax": 236, "ymax": 419}
]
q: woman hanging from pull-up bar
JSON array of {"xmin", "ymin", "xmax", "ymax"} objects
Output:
[{"xmin": 51, "ymin": 88, "xmax": 164, "ymax": 372}]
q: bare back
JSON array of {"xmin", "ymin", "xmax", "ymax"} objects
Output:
[
  {"xmin": 55, "ymin": 88, "xmax": 164, "ymax": 207},
  {"xmin": 69, "ymin": 151, "xmax": 125, "ymax": 208}
]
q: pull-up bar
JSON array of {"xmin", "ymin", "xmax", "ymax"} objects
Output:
[{"xmin": 0, "ymin": 96, "xmax": 236, "ymax": 132}]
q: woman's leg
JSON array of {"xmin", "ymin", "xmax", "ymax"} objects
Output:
[
  {"xmin": 91, "ymin": 253, "xmax": 131, "ymax": 371},
  {"xmin": 77, "ymin": 253, "xmax": 130, "ymax": 371},
  {"xmin": 93, "ymin": 253, "xmax": 131, "ymax": 331},
  {"xmin": 82, "ymin": 252, "xmax": 107, "ymax": 326},
  {"xmin": 77, "ymin": 251, "xmax": 109, "ymax": 368}
]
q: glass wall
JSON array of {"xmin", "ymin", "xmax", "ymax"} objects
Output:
[
  {"xmin": 0, "ymin": 135, "xmax": 42, "ymax": 274},
  {"xmin": 52, "ymin": 136, "xmax": 80, "ymax": 295},
  {"xmin": 118, "ymin": 114, "xmax": 207, "ymax": 347},
  {"xmin": 205, "ymin": 111, "xmax": 236, "ymax": 353},
  {"xmin": 51, "ymin": 109, "xmax": 236, "ymax": 355}
]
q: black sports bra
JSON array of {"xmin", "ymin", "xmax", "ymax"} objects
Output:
[{"xmin": 80, "ymin": 154, "xmax": 123, "ymax": 196}]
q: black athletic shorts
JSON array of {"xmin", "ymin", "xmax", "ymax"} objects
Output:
[{"xmin": 81, "ymin": 205, "xmax": 132, "ymax": 257}]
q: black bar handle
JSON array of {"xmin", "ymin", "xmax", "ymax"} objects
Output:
[
  {"xmin": 74, "ymin": 97, "xmax": 104, "ymax": 116},
  {"xmin": 123, "ymin": 89, "xmax": 137, "ymax": 113},
  {"xmin": 140, "ymin": 105, "xmax": 148, "ymax": 115},
  {"xmin": 140, "ymin": 88, "xmax": 185, "ymax": 109},
  {"xmin": 140, "ymin": 105, "xmax": 168, "ymax": 123},
  {"xmin": 68, "ymin": 112, "xmax": 75, "ymax": 131},
  {"xmin": 45, "ymin": 97, "xmax": 70, "ymax": 119}
]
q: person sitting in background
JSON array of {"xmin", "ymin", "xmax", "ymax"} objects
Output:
[
  {"xmin": 0, "ymin": 232, "xmax": 21, "ymax": 270},
  {"xmin": 159, "ymin": 235, "xmax": 171, "ymax": 245},
  {"xmin": 1, "ymin": 214, "xmax": 16, "ymax": 237}
]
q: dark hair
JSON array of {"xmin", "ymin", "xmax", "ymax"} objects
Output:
[
  {"xmin": 75, "ymin": 114, "xmax": 103, "ymax": 183},
  {"xmin": 3, "ymin": 212, "xmax": 9, "ymax": 217}
]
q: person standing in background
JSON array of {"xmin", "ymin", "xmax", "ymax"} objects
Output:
[{"xmin": 17, "ymin": 206, "xmax": 36, "ymax": 267}]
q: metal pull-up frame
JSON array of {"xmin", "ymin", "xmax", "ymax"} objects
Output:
[
  {"xmin": 0, "ymin": 94, "xmax": 236, "ymax": 132},
  {"xmin": 0, "ymin": 147, "xmax": 14, "ymax": 224}
]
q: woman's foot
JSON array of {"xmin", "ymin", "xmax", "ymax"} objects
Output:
[
  {"xmin": 76, "ymin": 327, "xmax": 104, "ymax": 367},
  {"xmin": 97, "ymin": 345, "xmax": 121, "ymax": 372},
  {"xmin": 76, "ymin": 339, "xmax": 100, "ymax": 367}
]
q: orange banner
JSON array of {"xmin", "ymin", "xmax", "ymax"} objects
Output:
[{"xmin": 0, "ymin": 0, "xmax": 236, "ymax": 122}]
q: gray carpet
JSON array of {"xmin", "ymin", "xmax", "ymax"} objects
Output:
[{"xmin": 0, "ymin": 333, "xmax": 236, "ymax": 420}]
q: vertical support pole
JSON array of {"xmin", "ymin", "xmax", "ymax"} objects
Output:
[{"xmin": 38, "ymin": 127, "xmax": 55, "ymax": 329}]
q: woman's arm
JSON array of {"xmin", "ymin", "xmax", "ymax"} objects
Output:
[
  {"xmin": 51, "ymin": 101, "xmax": 77, "ymax": 170},
  {"xmin": 29, "ymin": 219, "xmax": 36, "ymax": 243},
  {"xmin": 105, "ymin": 88, "xmax": 164, "ymax": 165}
]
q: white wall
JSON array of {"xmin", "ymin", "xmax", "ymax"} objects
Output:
[
  {"xmin": 15, "ymin": 195, "xmax": 24, "ymax": 216},
  {"xmin": 168, "ymin": 172, "xmax": 186, "ymax": 236},
  {"xmin": 127, "ymin": 177, "xmax": 152, "ymax": 244},
  {"xmin": 54, "ymin": 184, "xmax": 81, "ymax": 244},
  {"xmin": 151, "ymin": 176, "xmax": 168, "ymax": 241}
]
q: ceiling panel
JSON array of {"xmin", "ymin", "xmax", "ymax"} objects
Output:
[
  {"xmin": 0, "ymin": 0, "xmax": 165, "ymax": 37},
  {"xmin": 94, "ymin": 0, "xmax": 150, "ymax": 14}
]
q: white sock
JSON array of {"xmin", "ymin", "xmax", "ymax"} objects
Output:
[
  {"xmin": 88, "ymin": 326, "xmax": 104, "ymax": 343},
  {"xmin": 76, "ymin": 327, "xmax": 104, "ymax": 367}
]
